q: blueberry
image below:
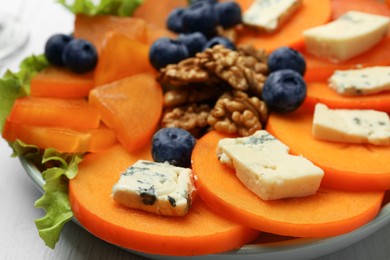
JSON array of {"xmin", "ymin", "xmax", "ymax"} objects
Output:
[
  {"xmin": 261, "ymin": 69, "xmax": 306, "ymax": 113},
  {"xmin": 177, "ymin": 32, "xmax": 207, "ymax": 56},
  {"xmin": 149, "ymin": 37, "xmax": 190, "ymax": 70},
  {"xmin": 62, "ymin": 39, "xmax": 98, "ymax": 73},
  {"xmin": 203, "ymin": 36, "xmax": 236, "ymax": 51},
  {"xmin": 167, "ymin": 8, "xmax": 187, "ymax": 33},
  {"xmin": 44, "ymin": 34, "xmax": 73, "ymax": 66},
  {"xmin": 215, "ymin": 2, "xmax": 242, "ymax": 28},
  {"xmin": 267, "ymin": 47, "xmax": 306, "ymax": 76},
  {"xmin": 152, "ymin": 127, "xmax": 196, "ymax": 168},
  {"xmin": 182, "ymin": 2, "xmax": 219, "ymax": 38}
]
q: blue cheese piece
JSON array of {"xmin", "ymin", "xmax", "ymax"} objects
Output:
[
  {"xmin": 303, "ymin": 11, "xmax": 390, "ymax": 62},
  {"xmin": 217, "ymin": 130, "xmax": 324, "ymax": 200},
  {"xmin": 312, "ymin": 103, "xmax": 390, "ymax": 146},
  {"xmin": 329, "ymin": 66, "xmax": 390, "ymax": 95},
  {"xmin": 242, "ymin": 0, "xmax": 302, "ymax": 32},
  {"xmin": 112, "ymin": 160, "xmax": 195, "ymax": 216}
]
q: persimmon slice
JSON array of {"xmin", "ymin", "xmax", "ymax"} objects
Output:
[
  {"xmin": 89, "ymin": 73, "xmax": 163, "ymax": 152},
  {"xmin": 192, "ymin": 131, "xmax": 384, "ymax": 237},
  {"xmin": 266, "ymin": 108, "xmax": 390, "ymax": 191},
  {"xmin": 69, "ymin": 144, "xmax": 259, "ymax": 256},
  {"xmin": 303, "ymin": 81, "xmax": 390, "ymax": 113},
  {"xmin": 30, "ymin": 66, "xmax": 94, "ymax": 98},
  {"xmin": 236, "ymin": 0, "xmax": 332, "ymax": 51}
]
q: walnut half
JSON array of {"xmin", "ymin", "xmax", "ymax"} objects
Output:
[{"xmin": 207, "ymin": 90, "xmax": 268, "ymax": 136}]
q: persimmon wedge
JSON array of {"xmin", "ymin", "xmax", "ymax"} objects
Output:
[
  {"xmin": 74, "ymin": 14, "xmax": 148, "ymax": 53},
  {"xmin": 69, "ymin": 144, "xmax": 259, "ymax": 256},
  {"xmin": 192, "ymin": 131, "xmax": 384, "ymax": 237},
  {"xmin": 266, "ymin": 108, "xmax": 390, "ymax": 191},
  {"xmin": 94, "ymin": 32, "xmax": 155, "ymax": 87},
  {"xmin": 236, "ymin": 0, "xmax": 332, "ymax": 51},
  {"xmin": 89, "ymin": 73, "xmax": 163, "ymax": 153},
  {"xmin": 2, "ymin": 119, "xmax": 116, "ymax": 153},
  {"xmin": 30, "ymin": 66, "xmax": 94, "ymax": 98},
  {"xmin": 7, "ymin": 97, "xmax": 101, "ymax": 129},
  {"xmin": 303, "ymin": 81, "xmax": 390, "ymax": 113}
]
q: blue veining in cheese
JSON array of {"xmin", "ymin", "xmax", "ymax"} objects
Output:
[
  {"xmin": 217, "ymin": 130, "xmax": 324, "ymax": 200},
  {"xmin": 112, "ymin": 160, "xmax": 195, "ymax": 216}
]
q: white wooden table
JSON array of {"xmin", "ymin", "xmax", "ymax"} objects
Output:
[{"xmin": 1, "ymin": 0, "xmax": 390, "ymax": 259}]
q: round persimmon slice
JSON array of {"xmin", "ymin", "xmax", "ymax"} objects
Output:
[
  {"xmin": 266, "ymin": 108, "xmax": 390, "ymax": 190},
  {"xmin": 69, "ymin": 144, "xmax": 259, "ymax": 256},
  {"xmin": 192, "ymin": 131, "xmax": 384, "ymax": 237}
]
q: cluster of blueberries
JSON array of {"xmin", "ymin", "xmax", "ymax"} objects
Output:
[
  {"xmin": 149, "ymin": 0, "xmax": 242, "ymax": 70},
  {"xmin": 44, "ymin": 34, "xmax": 98, "ymax": 73}
]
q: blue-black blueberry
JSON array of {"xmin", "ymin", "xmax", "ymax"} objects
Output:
[
  {"xmin": 62, "ymin": 39, "xmax": 98, "ymax": 73},
  {"xmin": 167, "ymin": 8, "xmax": 187, "ymax": 33},
  {"xmin": 149, "ymin": 37, "xmax": 189, "ymax": 70},
  {"xmin": 177, "ymin": 32, "xmax": 207, "ymax": 56},
  {"xmin": 182, "ymin": 2, "xmax": 219, "ymax": 38},
  {"xmin": 261, "ymin": 69, "xmax": 307, "ymax": 113},
  {"xmin": 44, "ymin": 34, "xmax": 73, "ymax": 66},
  {"xmin": 215, "ymin": 2, "xmax": 242, "ymax": 28},
  {"xmin": 267, "ymin": 47, "xmax": 306, "ymax": 76},
  {"xmin": 203, "ymin": 36, "xmax": 236, "ymax": 51},
  {"xmin": 152, "ymin": 127, "xmax": 196, "ymax": 168}
]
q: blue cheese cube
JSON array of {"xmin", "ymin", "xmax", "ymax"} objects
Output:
[
  {"xmin": 243, "ymin": 0, "xmax": 302, "ymax": 32},
  {"xmin": 312, "ymin": 103, "xmax": 390, "ymax": 146},
  {"xmin": 217, "ymin": 130, "xmax": 324, "ymax": 200},
  {"xmin": 303, "ymin": 11, "xmax": 390, "ymax": 62},
  {"xmin": 329, "ymin": 66, "xmax": 390, "ymax": 96},
  {"xmin": 112, "ymin": 160, "xmax": 196, "ymax": 216}
]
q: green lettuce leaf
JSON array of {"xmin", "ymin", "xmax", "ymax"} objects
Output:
[
  {"xmin": 11, "ymin": 141, "xmax": 83, "ymax": 249},
  {"xmin": 57, "ymin": 0, "xmax": 143, "ymax": 17},
  {"xmin": 0, "ymin": 55, "xmax": 49, "ymax": 133}
]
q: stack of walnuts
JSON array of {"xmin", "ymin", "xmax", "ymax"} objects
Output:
[{"xmin": 157, "ymin": 44, "xmax": 270, "ymax": 137}]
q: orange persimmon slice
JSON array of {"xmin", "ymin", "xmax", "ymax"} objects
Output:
[
  {"xmin": 94, "ymin": 32, "xmax": 155, "ymax": 87},
  {"xmin": 236, "ymin": 0, "xmax": 332, "ymax": 51},
  {"xmin": 7, "ymin": 97, "xmax": 101, "ymax": 129},
  {"xmin": 266, "ymin": 108, "xmax": 390, "ymax": 191},
  {"xmin": 303, "ymin": 81, "xmax": 390, "ymax": 113},
  {"xmin": 89, "ymin": 73, "xmax": 163, "ymax": 152},
  {"xmin": 69, "ymin": 144, "xmax": 259, "ymax": 256},
  {"xmin": 74, "ymin": 14, "xmax": 148, "ymax": 53},
  {"xmin": 2, "ymin": 120, "xmax": 116, "ymax": 153},
  {"xmin": 30, "ymin": 66, "xmax": 94, "ymax": 98},
  {"xmin": 192, "ymin": 130, "xmax": 384, "ymax": 237}
]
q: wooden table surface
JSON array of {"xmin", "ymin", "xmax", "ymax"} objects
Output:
[{"xmin": 1, "ymin": 0, "xmax": 390, "ymax": 259}]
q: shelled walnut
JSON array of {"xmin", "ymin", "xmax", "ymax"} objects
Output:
[
  {"xmin": 196, "ymin": 44, "xmax": 268, "ymax": 97},
  {"xmin": 161, "ymin": 103, "xmax": 212, "ymax": 137},
  {"xmin": 207, "ymin": 90, "xmax": 268, "ymax": 136},
  {"xmin": 157, "ymin": 58, "xmax": 219, "ymax": 88}
]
